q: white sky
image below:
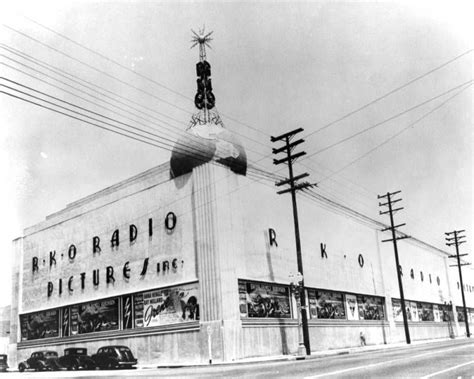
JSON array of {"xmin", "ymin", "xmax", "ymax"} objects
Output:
[{"xmin": 0, "ymin": 1, "xmax": 472, "ymax": 306}]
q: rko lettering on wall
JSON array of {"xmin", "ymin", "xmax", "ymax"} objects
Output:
[{"xmin": 30, "ymin": 213, "xmax": 180, "ymax": 297}]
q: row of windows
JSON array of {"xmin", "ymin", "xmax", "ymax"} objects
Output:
[
  {"xmin": 19, "ymin": 279, "xmax": 474, "ymax": 342},
  {"xmin": 239, "ymin": 279, "xmax": 474, "ymax": 323},
  {"xmin": 238, "ymin": 280, "xmax": 384, "ymax": 320},
  {"xmin": 20, "ymin": 282, "xmax": 199, "ymax": 341}
]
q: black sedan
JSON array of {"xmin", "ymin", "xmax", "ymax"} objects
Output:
[
  {"xmin": 18, "ymin": 350, "xmax": 61, "ymax": 372},
  {"xmin": 91, "ymin": 345, "xmax": 137, "ymax": 370},
  {"xmin": 58, "ymin": 347, "xmax": 96, "ymax": 370}
]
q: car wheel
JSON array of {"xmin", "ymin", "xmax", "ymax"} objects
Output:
[
  {"xmin": 18, "ymin": 364, "xmax": 25, "ymax": 372},
  {"xmin": 71, "ymin": 363, "xmax": 78, "ymax": 370}
]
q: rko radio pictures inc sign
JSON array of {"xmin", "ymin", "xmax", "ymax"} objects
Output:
[{"xmin": 30, "ymin": 212, "xmax": 184, "ymax": 298}]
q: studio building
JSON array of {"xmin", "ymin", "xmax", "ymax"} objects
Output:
[{"xmin": 8, "ymin": 34, "xmax": 474, "ymax": 367}]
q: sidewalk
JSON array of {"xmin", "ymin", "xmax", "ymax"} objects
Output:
[{"xmin": 138, "ymin": 337, "xmax": 469, "ymax": 370}]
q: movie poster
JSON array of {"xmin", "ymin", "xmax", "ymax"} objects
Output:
[
  {"xmin": 239, "ymin": 282, "xmax": 249, "ymax": 317},
  {"xmin": 70, "ymin": 298, "xmax": 119, "ymax": 334},
  {"xmin": 417, "ymin": 302, "xmax": 434, "ymax": 321},
  {"xmin": 357, "ymin": 295, "xmax": 384, "ymax": 320},
  {"xmin": 433, "ymin": 304, "xmax": 441, "ymax": 322},
  {"xmin": 313, "ymin": 290, "xmax": 345, "ymax": 319},
  {"xmin": 134, "ymin": 283, "xmax": 200, "ymax": 327},
  {"xmin": 20, "ymin": 309, "xmax": 59, "ymax": 341},
  {"xmin": 308, "ymin": 289, "xmax": 318, "ymax": 319},
  {"xmin": 407, "ymin": 301, "xmax": 419, "ymax": 321},
  {"xmin": 345, "ymin": 294, "xmax": 359, "ymax": 320},
  {"xmin": 392, "ymin": 299, "xmax": 403, "ymax": 321},
  {"xmin": 239, "ymin": 280, "xmax": 291, "ymax": 318}
]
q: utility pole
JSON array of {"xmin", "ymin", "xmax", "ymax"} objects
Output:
[
  {"xmin": 271, "ymin": 127, "xmax": 315, "ymax": 356},
  {"xmin": 445, "ymin": 230, "xmax": 471, "ymax": 338},
  {"xmin": 378, "ymin": 190, "xmax": 411, "ymax": 344}
]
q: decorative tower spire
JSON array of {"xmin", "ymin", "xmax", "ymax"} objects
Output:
[
  {"xmin": 189, "ymin": 27, "xmax": 223, "ymax": 129},
  {"xmin": 191, "ymin": 27, "xmax": 213, "ymax": 62}
]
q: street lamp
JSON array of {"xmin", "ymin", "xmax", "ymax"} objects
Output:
[{"xmin": 289, "ymin": 272, "xmax": 306, "ymax": 357}]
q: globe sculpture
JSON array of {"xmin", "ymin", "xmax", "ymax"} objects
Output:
[{"xmin": 169, "ymin": 122, "xmax": 247, "ymax": 179}]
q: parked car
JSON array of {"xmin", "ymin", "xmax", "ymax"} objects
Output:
[
  {"xmin": 91, "ymin": 345, "xmax": 137, "ymax": 370},
  {"xmin": 18, "ymin": 351, "xmax": 61, "ymax": 372},
  {"xmin": 58, "ymin": 347, "xmax": 96, "ymax": 370},
  {"xmin": 0, "ymin": 354, "xmax": 8, "ymax": 372}
]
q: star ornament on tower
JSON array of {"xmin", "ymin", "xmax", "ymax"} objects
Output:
[{"xmin": 190, "ymin": 27, "xmax": 213, "ymax": 50}]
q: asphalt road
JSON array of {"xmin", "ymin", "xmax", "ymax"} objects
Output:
[{"xmin": 5, "ymin": 338, "xmax": 474, "ymax": 378}]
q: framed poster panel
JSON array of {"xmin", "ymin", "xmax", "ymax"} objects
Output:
[
  {"xmin": 312, "ymin": 290, "xmax": 345, "ymax": 319},
  {"xmin": 345, "ymin": 294, "xmax": 359, "ymax": 320},
  {"xmin": 70, "ymin": 298, "xmax": 119, "ymax": 334},
  {"xmin": 239, "ymin": 280, "xmax": 291, "ymax": 318},
  {"xmin": 357, "ymin": 295, "xmax": 384, "ymax": 320},
  {"xmin": 134, "ymin": 282, "xmax": 199, "ymax": 327},
  {"xmin": 20, "ymin": 309, "xmax": 59, "ymax": 341}
]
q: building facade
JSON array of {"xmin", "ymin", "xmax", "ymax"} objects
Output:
[{"xmin": 9, "ymin": 159, "xmax": 474, "ymax": 366}]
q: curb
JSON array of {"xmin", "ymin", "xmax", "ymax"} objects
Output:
[{"xmin": 138, "ymin": 337, "xmax": 470, "ymax": 370}]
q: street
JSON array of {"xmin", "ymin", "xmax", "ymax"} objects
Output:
[{"xmin": 4, "ymin": 339, "xmax": 473, "ymax": 378}]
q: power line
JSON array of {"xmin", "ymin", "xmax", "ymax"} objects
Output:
[
  {"xmin": 303, "ymin": 79, "xmax": 473, "ymax": 160},
  {"xmin": 0, "ymin": 77, "xmax": 212, "ymax": 162},
  {"xmin": 24, "ymin": 16, "xmax": 193, "ymax": 102},
  {"xmin": 1, "ymin": 90, "xmax": 168, "ymax": 151},
  {"xmin": 318, "ymin": 83, "xmax": 473, "ymax": 184},
  {"xmin": 1, "ymin": 44, "xmax": 186, "ymax": 126},
  {"xmin": 303, "ymin": 49, "xmax": 473, "ymax": 140},
  {"xmin": 3, "ymin": 24, "xmax": 194, "ymax": 115},
  {"xmin": 0, "ymin": 57, "xmax": 185, "ymax": 130}
]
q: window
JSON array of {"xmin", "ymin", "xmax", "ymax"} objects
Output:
[
  {"xmin": 357, "ymin": 295, "xmax": 385, "ymax": 320},
  {"xmin": 309, "ymin": 289, "xmax": 345, "ymax": 319},
  {"xmin": 417, "ymin": 303, "xmax": 434, "ymax": 321},
  {"xmin": 238, "ymin": 280, "xmax": 291, "ymax": 318},
  {"xmin": 19, "ymin": 309, "xmax": 60, "ymax": 341}
]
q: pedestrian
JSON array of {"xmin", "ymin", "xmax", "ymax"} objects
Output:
[{"xmin": 360, "ymin": 331, "xmax": 366, "ymax": 346}]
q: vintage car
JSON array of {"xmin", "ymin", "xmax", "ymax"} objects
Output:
[
  {"xmin": 91, "ymin": 345, "xmax": 137, "ymax": 370},
  {"xmin": 0, "ymin": 354, "xmax": 8, "ymax": 372},
  {"xmin": 18, "ymin": 350, "xmax": 61, "ymax": 372},
  {"xmin": 58, "ymin": 347, "xmax": 96, "ymax": 370}
]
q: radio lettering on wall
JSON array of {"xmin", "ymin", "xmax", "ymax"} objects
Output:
[
  {"xmin": 130, "ymin": 224, "xmax": 138, "ymax": 243},
  {"xmin": 165, "ymin": 212, "xmax": 177, "ymax": 231},
  {"xmin": 93, "ymin": 236, "xmax": 101, "ymax": 254},
  {"xmin": 111, "ymin": 229, "xmax": 119, "ymax": 248}
]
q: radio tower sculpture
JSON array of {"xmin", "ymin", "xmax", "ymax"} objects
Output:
[
  {"xmin": 169, "ymin": 27, "xmax": 247, "ymax": 179},
  {"xmin": 189, "ymin": 27, "xmax": 223, "ymax": 129}
]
